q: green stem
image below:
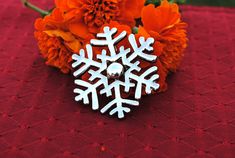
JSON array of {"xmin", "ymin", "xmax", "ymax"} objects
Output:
[{"xmin": 21, "ymin": 0, "xmax": 50, "ymax": 16}]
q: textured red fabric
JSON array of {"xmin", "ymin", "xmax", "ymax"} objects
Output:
[{"xmin": 0, "ymin": 1, "xmax": 235, "ymax": 158}]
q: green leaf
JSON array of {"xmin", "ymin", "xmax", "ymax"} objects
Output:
[{"xmin": 145, "ymin": 0, "xmax": 186, "ymax": 6}]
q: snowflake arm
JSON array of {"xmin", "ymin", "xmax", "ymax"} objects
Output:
[
  {"xmin": 72, "ymin": 44, "xmax": 102, "ymax": 77},
  {"xmin": 97, "ymin": 46, "xmax": 131, "ymax": 63},
  {"xmin": 127, "ymin": 66, "xmax": 160, "ymax": 99},
  {"xmin": 128, "ymin": 34, "xmax": 157, "ymax": 62},
  {"xmin": 123, "ymin": 61, "xmax": 141, "ymax": 92},
  {"xmin": 74, "ymin": 79, "xmax": 103, "ymax": 110},
  {"xmin": 88, "ymin": 69, "xmax": 111, "ymax": 97},
  {"xmin": 90, "ymin": 27, "xmax": 127, "ymax": 57},
  {"xmin": 100, "ymin": 81, "xmax": 139, "ymax": 119}
]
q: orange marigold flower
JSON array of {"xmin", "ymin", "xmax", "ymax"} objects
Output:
[
  {"xmin": 140, "ymin": 0, "xmax": 188, "ymax": 91},
  {"xmin": 55, "ymin": 0, "xmax": 145, "ymax": 34},
  {"xmin": 34, "ymin": 9, "xmax": 83, "ymax": 73}
]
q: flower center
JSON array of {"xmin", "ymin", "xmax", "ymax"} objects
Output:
[
  {"xmin": 84, "ymin": 0, "xmax": 119, "ymax": 28},
  {"xmin": 106, "ymin": 62, "xmax": 124, "ymax": 79}
]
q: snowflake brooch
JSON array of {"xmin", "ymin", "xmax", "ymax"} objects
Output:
[{"xmin": 72, "ymin": 26, "xmax": 160, "ymax": 119}]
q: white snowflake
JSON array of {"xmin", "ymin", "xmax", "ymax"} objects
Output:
[{"xmin": 72, "ymin": 26, "xmax": 159, "ymax": 119}]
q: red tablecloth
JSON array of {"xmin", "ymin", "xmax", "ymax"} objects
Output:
[{"xmin": 0, "ymin": 1, "xmax": 235, "ymax": 158}]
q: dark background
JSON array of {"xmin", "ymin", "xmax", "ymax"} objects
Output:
[
  {"xmin": 146, "ymin": 0, "xmax": 235, "ymax": 7},
  {"xmin": 187, "ymin": 0, "xmax": 235, "ymax": 6}
]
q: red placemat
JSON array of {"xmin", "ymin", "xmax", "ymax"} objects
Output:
[{"xmin": 0, "ymin": 1, "xmax": 235, "ymax": 158}]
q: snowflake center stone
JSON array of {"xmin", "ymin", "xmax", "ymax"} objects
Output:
[{"xmin": 106, "ymin": 62, "xmax": 124, "ymax": 79}]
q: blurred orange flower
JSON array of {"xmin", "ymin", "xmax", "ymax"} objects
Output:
[
  {"xmin": 140, "ymin": 0, "xmax": 188, "ymax": 91},
  {"xmin": 34, "ymin": 9, "xmax": 82, "ymax": 73},
  {"xmin": 55, "ymin": 0, "xmax": 145, "ymax": 34}
]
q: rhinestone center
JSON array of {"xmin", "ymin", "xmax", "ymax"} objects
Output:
[{"xmin": 106, "ymin": 62, "xmax": 124, "ymax": 79}]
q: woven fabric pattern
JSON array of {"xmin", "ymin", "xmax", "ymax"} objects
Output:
[{"xmin": 0, "ymin": 1, "xmax": 235, "ymax": 158}]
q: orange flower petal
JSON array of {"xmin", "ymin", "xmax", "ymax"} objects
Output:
[
  {"xmin": 137, "ymin": 26, "xmax": 151, "ymax": 38},
  {"xmin": 64, "ymin": 40, "xmax": 81, "ymax": 53},
  {"xmin": 68, "ymin": 22, "xmax": 90, "ymax": 39},
  {"xmin": 55, "ymin": 0, "xmax": 69, "ymax": 10},
  {"xmin": 102, "ymin": 21, "xmax": 132, "ymax": 34},
  {"xmin": 67, "ymin": 0, "xmax": 82, "ymax": 8},
  {"xmin": 122, "ymin": 0, "xmax": 145, "ymax": 18},
  {"xmin": 44, "ymin": 30, "xmax": 75, "ymax": 42},
  {"xmin": 44, "ymin": 29, "xmax": 81, "ymax": 52},
  {"xmin": 45, "ymin": 8, "xmax": 64, "ymax": 24},
  {"xmin": 141, "ymin": 1, "xmax": 180, "ymax": 33},
  {"xmin": 34, "ymin": 18, "xmax": 44, "ymax": 30}
]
